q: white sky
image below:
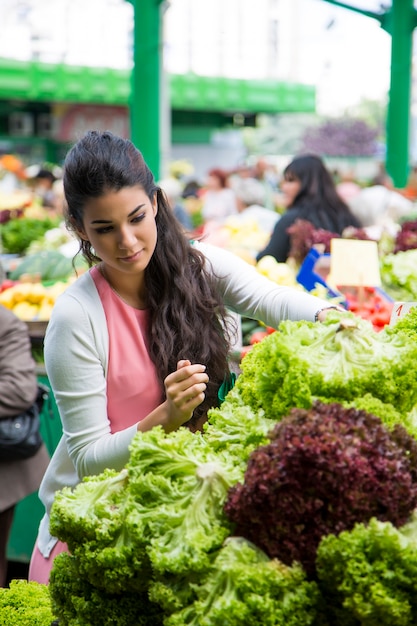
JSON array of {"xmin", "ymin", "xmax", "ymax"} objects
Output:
[
  {"xmin": 299, "ymin": 0, "xmax": 393, "ymax": 114},
  {"xmin": 0, "ymin": 0, "xmax": 411, "ymax": 115}
]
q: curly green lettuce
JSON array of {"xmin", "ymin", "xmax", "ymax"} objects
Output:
[
  {"xmin": 316, "ymin": 516, "xmax": 417, "ymax": 626},
  {"xmin": 49, "ymin": 552, "xmax": 163, "ymax": 626},
  {"xmin": 234, "ymin": 312, "xmax": 417, "ymax": 426},
  {"xmin": 204, "ymin": 387, "xmax": 277, "ymax": 464},
  {"xmin": 0, "ymin": 580, "xmax": 55, "ymax": 626},
  {"xmin": 49, "ymin": 426, "xmax": 243, "ymax": 595},
  {"xmin": 162, "ymin": 537, "xmax": 323, "ymax": 626}
]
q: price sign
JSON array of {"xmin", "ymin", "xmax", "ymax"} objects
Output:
[
  {"xmin": 329, "ymin": 239, "xmax": 381, "ymax": 287},
  {"xmin": 389, "ymin": 302, "xmax": 417, "ymax": 325}
]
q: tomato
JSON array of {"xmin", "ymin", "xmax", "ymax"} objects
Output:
[
  {"xmin": 0, "ymin": 279, "xmax": 17, "ymax": 292},
  {"xmin": 249, "ymin": 330, "xmax": 269, "ymax": 345},
  {"xmin": 240, "ymin": 345, "xmax": 253, "ymax": 360}
]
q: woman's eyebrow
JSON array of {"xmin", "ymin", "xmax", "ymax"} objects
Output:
[{"xmin": 91, "ymin": 204, "xmax": 146, "ymax": 224}]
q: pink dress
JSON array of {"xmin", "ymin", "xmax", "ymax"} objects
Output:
[{"xmin": 29, "ymin": 266, "xmax": 164, "ymax": 584}]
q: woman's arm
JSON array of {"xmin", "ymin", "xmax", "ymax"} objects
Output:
[
  {"xmin": 45, "ymin": 291, "xmax": 208, "ymax": 478},
  {"xmin": 194, "ymin": 240, "xmax": 332, "ymax": 329}
]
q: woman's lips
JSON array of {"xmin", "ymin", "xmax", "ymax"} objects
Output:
[{"xmin": 119, "ymin": 250, "xmax": 142, "ymax": 262}]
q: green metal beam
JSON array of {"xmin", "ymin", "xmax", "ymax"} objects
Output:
[{"xmin": 317, "ymin": 0, "xmax": 383, "ymax": 22}]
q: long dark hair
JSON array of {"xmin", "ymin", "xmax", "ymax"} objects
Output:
[
  {"xmin": 63, "ymin": 130, "xmax": 231, "ymax": 429},
  {"xmin": 283, "ymin": 154, "xmax": 360, "ymax": 233}
]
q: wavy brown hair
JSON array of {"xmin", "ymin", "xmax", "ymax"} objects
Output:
[{"xmin": 63, "ymin": 130, "xmax": 232, "ymax": 429}]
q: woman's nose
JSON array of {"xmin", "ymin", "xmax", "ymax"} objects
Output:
[{"xmin": 118, "ymin": 226, "xmax": 137, "ymax": 248}]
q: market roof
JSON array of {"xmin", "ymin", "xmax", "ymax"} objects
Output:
[{"xmin": 0, "ymin": 57, "xmax": 316, "ymax": 115}]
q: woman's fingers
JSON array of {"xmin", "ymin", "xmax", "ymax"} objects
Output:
[{"xmin": 164, "ymin": 361, "xmax": 209, "ymax": 423}]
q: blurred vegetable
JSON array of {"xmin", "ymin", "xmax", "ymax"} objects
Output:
[
  {"xmin": 0, "ymin": 216, "xmax": 59, "ymax": 254},
  {"xmin": 394, "ymin": 219, "xmax": 417, "ymax": 253},
  {"xmin": 381, "ymin": 249, "xmax": 417, "ymax": 300},
  {"xmin": 9, "ymin": 250, "xmax": 81, "ymax": 282},
  {"xmin": 342, "ymin": 286, "xmax": 393, "ymax": 330}
]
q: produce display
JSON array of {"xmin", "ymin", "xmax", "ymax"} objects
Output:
[
  {"xmin": 0, "ymin": 277, "xmax": 68, "ymax": 321},
  {"xmin": 3, "ymin": 201, "xmax": 417, "ymax": 624},
  {"xmin": 2, "ymin": 308, "xmax": 416, "ymax": 624}
]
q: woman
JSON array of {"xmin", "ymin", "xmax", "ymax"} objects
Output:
[
  {"xmin": 29, "ymin": 131, "xmax": 336, "ymax": 584},
  {"xmin": 257, "ymin": 154, "xmax": 362, "ymax": 264},
  {"xmin": 0, "ymin": 305, "xmax": 49, "ymax": 587},
  {"xmin": 201, "ymin": 167, "xmax": 238, "ymax": 223}
]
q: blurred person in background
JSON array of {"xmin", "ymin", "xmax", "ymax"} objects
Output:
[
  {"xmin": 252, "ymin": 157, "xmax": 280, "ymax": 211},
  {"xmin": 201, "ymin": 168, "xmax": 238, "ymax": 224},
  {"xmin": 158, "ymin": 177, "xmax": 193, "ymax": 231},
  {"xmin": 346, "ymin": 172, "xmax": 413, "ymax": 234},
  {"xmin": 234, "ymin": 177, "xmax": 280, "ymax": 233},
  {"xmin": 257, "ymin": 154, "xmax": 361, "ymax": 264},
  {"xmin": 0, "ymin": 304, "xmax": 49, "ymax": 587},
  {"xmin": 335, "ymin": 170, "xmax": 362, "ymax": 203}
]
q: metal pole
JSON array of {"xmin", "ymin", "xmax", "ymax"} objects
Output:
[
  {"xmin": 320, "ymin": 0, "xmax": 417, "ymax": 188},
  {"xmin": 385, "ymin": 0, "xmax": 415, "ymax": 187},
  {"xmin": 129, "ymin": 0, "xmax": 164, "ymax": 180}
]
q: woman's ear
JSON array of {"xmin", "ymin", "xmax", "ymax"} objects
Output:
[
  {"xmin": 75, "ymin": 228, "xmax": 88, "ymax": 241},
  {"xmin": 152, "ymin": 193, "xmax": 158, "ymax": 217},
  {"xmin": 70, "ymin": 218, "xmax": 88, "ymax": 241}
]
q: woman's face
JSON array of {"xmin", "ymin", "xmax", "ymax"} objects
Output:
[
  {"xmin": 281, "ymin": 173, "xmax": 301, "ymax": 207},
  {"xmin": 77, "ymin": 185, "xmax": 158, "ymax": 278},
  {"xmin": 206, "ymin": 174, "xmax": 222, "ymax": 191}
]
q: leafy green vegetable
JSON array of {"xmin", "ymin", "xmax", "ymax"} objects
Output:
[
  {"xmin": 162, "ymin": 537, "xmax": 322, "ymax": 626},
  {"xmin": 9, "ymin": 250, "xmax": 76, "ymax": 281},
  {"xmin": 0, "ymin": 580, "xmax": 55, "ymax": 625},
  {"xmin": 49, "ymin": 426, "xmax": 243, "ymax": 599},
  {"xmin": 204, "ymin": 388, "xmax": 276, "ymax": 464},
  {"xmin": 0, "ymin": 216, "xmax": 59, "ymax": 254},
  {"xmin": 224, "ymin": 401, "xmax": 417, "ymax": 576},
  {"xmin": 234, "ymin": 312, "xmax": 417, "ymax": 425},
  {"xmin": 316, "ymin": 516, "xmax": 417, "ymax": 626},
  {"xmin": 381, "ymin": 249, "xmax": 417, "ymax": 300},
  {"xmin": 50, "ymin": 552, "xmax": 163, "ymax": 626},
  {"xmin": 388, "ymin": 303, "xmax": 417, "ymax": 339}
]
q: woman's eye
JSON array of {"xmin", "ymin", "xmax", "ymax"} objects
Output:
[
  {"xmin": 131, "ymin": 213, "xmax": 146, "ymax": 224},
  {"xmin": 95, "ymin": 226, "xmax": 113, "ymax": 234}
]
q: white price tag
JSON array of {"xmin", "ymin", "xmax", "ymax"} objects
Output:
[{"xmin": 389, "ymin": 302, "xmax": 417, "ymax": 325}]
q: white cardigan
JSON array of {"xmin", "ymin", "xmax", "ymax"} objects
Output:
[{"xmin": 37, "ymin": 241, "xmax": 329, "ymax": 556}]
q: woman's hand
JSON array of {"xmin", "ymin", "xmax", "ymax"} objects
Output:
[{"xmin": 163, "ymin": 360, "xmax": 209, "ymax": 431}]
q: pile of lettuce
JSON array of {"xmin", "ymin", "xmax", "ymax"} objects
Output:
[
  {"xmin": 380, "ymin": 249, "xmax": 417, "ymax": 301},
  {"xmin": 49, "ymin": 423, "xmax": 321, "ymax": 625},
  {"xmin": 224, "ymin": 400, "xmax": 417, "ymax": 576},
  {"xmin": 234, "ymin": 310, "xmax": 417, "ymax": 435},
  {"xmin": 44, "ymin": 307, "xmax": 417, "ymax": 625}
]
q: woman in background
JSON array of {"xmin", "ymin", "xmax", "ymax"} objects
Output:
[
  {"xmin": 257, "ymin": 154, "xmax": 362, "ymax": 263},
  {"xmin": 0, "ymin": 305, "xmax": 49, "ymax": 586},
  {"xmin": 201, "ymin": 167, "xmax": 238, "ymax": 223}
]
